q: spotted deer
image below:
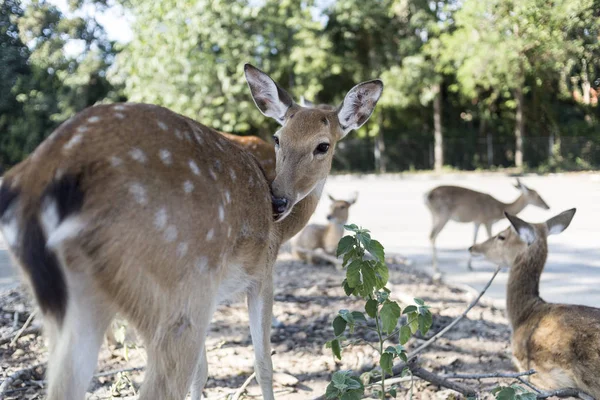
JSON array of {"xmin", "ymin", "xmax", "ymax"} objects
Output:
[
  {"xmin": 0, "ymin": 64, "xmax": 383, "ymax": 400},
  {"xmin": 292, "ymin": 193, "xmax": 357, "ymax": 265},
  {"xmin": 219, "ymin": 132, "xmax": 276, "ymax": 182},
  {"xmin": 425, "ymin": 178, "xmax": 550, "ymax": 272},
  {"xmin": 469, "ymin": 209, "xmax": 600, "ymax": 398}
]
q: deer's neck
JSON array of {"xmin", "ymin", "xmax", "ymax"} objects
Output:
[
  {"xmin": 503, "ymin": 194, "xmax": 528, "ymax": 216},
  {"xmin": 506, "ymin": 239, "xmax": 547, "ymax": 329},
  {"xmin": 323, "ymin": 221, "xmax": 345, "ymax": 253},
  {"xmin": 277, "ymin": 179, "xmax": 326, "ymax": 243}
]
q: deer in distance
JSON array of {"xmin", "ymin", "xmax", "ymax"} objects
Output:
[
  {"xmin": 425, "ymin": 178, "xmax": 550, "ymax": 272},
  {"xmin": 469, "ymin": 209, "xmax": 600, "ymax": 398},
  {"xmin": 292, "ymin": 192, "xmax": 357, "ymax": 265},
  {"xmin": 0, "ymin": 64, "xmax": 383, "ymax": 399}
]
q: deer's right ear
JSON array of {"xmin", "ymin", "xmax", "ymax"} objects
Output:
[
  {"xmin": 337, "ymin": 80, "xmax": 384, "ymax": 138},
  {"xmin": 505, "ymin": 212, "xmax": 536, "ymax": 244},
  {"xmin": 545, "ymin": 208, "xmax": 576, "ymax": 236},
  {"xmin": 328, "ymin": 194, "xmax": 336, "ymax": 202},
  {"xmin": 244, "ymin": 64, "xmax": 294, "ymax": 125}
]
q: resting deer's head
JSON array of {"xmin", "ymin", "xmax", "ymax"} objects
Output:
[{"xmin": 244, "ymin": 64, "xmax": 382, "ymax": 222}]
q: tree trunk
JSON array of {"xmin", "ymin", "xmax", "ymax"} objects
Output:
[
  {"xmin": 582, "ymin": 58, "xmax": 591, "ymax": 105},
  {"xmin": 480, "ymin": 117, "xmax": 493, "ymax": 168},
  {"xmin": 374, "ymin": 111, "xmax": 386, "ymax": 173},
  {"xmin": 433, "ymin": 83, "xmax": 443, "ymax": 172},
  {"xmin": 514, "ymin": 86, "xmax": 524, "ymax": 169}
]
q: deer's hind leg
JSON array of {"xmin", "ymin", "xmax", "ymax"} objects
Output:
[{"xmin": 429, "ymin": 214, "xmax": 450, "ymax": 274}]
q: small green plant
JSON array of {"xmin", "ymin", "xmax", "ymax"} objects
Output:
[
  {"xmin": 325, "ymin": 225, "xmax": 433, "ymax": 399},
  {"xmin": 492, "ymin": 384, "xmax": 537, "ymax": 400}
]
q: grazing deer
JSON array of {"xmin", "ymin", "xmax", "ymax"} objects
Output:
[
  {"xmin": 219, "ymin": 132, "xmax": 276, "ymax": 182},
  {"xmin": 0, "ymin": 64, "xmax": 383, "ymax": 400},
  {"xmin": 292, "ymin": 193, "xmax": 357, "ymax": 265},
  {"xmin": 469, "ymin": 209, "xmax": 600, "ymax": 398},
  {"xmin": 425, "ymin": 178, "xmax": 550, "ymax": 272}
]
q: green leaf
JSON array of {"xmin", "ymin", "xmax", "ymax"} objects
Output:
[
  {"xmin": 333, "ymin": 316, "xmax": 347, "ymax": 336},
  {"xmin": 389, "ymin": 388, "xmax": 397, "ymax": 398},
  {"xmin": 517, "ymin": 393, "xmax": 537, "ymax": 400},
  {"xmin": 399, "ymin": 325, "xmax": 412, "ymax": 345},
  {"xmin": 380, "ymin": 301, "xmax": 401, "ymax": 334},
  {"xmin": 377, "ymin": 290, "xmax": 390, "ymax": 304},
  {"xmin": 351, "ymin": 311, "xmax": 367, "ymax": 323},
  {"xmin": 373, "ymin": 261, "xmax": 389, "ymax": 288},
  {"xmin": 346, "ymin": 377, "xmax": 363, "ymax": 390},
  {"xmin": 365, "ymin": 299, "xmax": 378, "ymax": 318},
  {"xmin": 414, "ymin": 298, "xmax": 425, "ymax": 306},
  {"xmin": 401, "ymin": 367, "xmax": 411, "ymax": 377},
  {"xmin": 342, "ymin": 280, "xmax": 354, "ymax": 296},
  {"xmin": 418, "ymin": 310, "xmax": 433, "ymax": 335},
  {"xmin": 380, "ymin": 352, "xmax": 393, "ymax": 375},
  {"xmin": 364, "ymin": 239, "xmax": 385, "ymax": 262},
  {"xmin": 332, "ymin": 371, "xmax": 347, "ymax": 388},
  {"xmin": 341, "ymin": 391, "xmax": 362, "ymax": 400},
  {"xmin": 337, "ymin": 236, "xmax": 355, "ymax": 257},
  {"xmin": 344, "ymin": 224, "xmax": 360, "ymax": 232},
  {"xmin": 398, "ymin": 351, "xmax": 408, "ymax": 362},
  {"xmin": 325, "ymin": 382, "xmax": 340, "ymax": 399},
  {"xmin": 408, "ymin": 313, "xmax": 419, "ymax": 334},
  {"xmin": 494, "ymin": 387, "xmax": 516, "ymax": 400},
  {"xmin": 346, "ymin": 260, "xmax": 362, "ymax": 288},
  {"xmin": 339, "ymin": 309, "xmax": 355, "ymax": 324},
  {"xmin": 343, "ymin": 249, "xmax": 355, "ymax": 266},
  {"xmin": 361, "ymin": 264, "xmax": 377, "ymax": 295},
  {"xmin": 403, "ymin": 305, "xmax": 417, "ymax": 314},
  {"xmin": 331, "ymin": 339, "xmax": 341, "ymax": 360}
]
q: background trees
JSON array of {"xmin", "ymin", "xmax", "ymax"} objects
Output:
[{"xmin": 1, "ymin": 0, "xmax": 598, "ymax": 173}]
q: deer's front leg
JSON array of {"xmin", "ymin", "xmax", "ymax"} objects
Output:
[{"xmin": 247, "ymin": 279, "xmax": 275, "ymax": 400}]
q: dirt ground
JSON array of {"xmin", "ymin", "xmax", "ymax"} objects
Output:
[{"xmin": 0, "ymin": 253, "xmax": 535, "ymax": 399}]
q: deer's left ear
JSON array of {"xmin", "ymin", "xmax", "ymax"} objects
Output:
[
  {"xmin": 244, "ymin": 64, "xmax": 294, "ymax": 125},
  {"xmin": 337, "ymin": 80, "xmax": 383, "ymax": 138},
  {"xmin": 505, "ymin": 212, "xmax": 536, "ymax": 244}
]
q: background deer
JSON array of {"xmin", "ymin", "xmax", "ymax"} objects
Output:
[
  {"xmin": 425, "ymin": 178, "xmax": 550, "ymax": 272},
  {"xmin": 292, "ymin": 193, "xmax": 357, "ymax": 265},
  {"xmin": 0, "ymin": 64, "xmax": 383, "ymax": 400},
  {"xmin": 219, "ymin": 132, "xmax": 276, "ymax": 182},
  {"xmin": 469, "ymin": 209, "xmax": 600, "ymax": 398}
]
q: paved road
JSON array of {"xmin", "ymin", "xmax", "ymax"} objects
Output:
[{"xmin": 1, "ymin": 172, "xmax": 599, "ymax": 309}]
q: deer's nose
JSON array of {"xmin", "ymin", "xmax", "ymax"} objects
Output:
[
  {"xmin": 271, "ymin": 196, "xmax": 288, "ymax": 215},
  {"xmin": 327, "ymin": 215, "xmax": 333, "ymax": 220}
]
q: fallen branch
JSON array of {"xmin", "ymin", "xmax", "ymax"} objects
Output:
[
  {"xmin": 231, "ymin": 372, "xmax": 256, "ymax": 400},
  {"xmin": 410, "ymin": 362, "xmax": 477, "ymax": 397},
  {"xmin": 536, "ymin": 388, "xmax": 594, "ymax": 400},
  {"xmin": 0, "ymin": 363, "xmax": 44, "ymax": 399},
  {"xmin": 10, "ymin": 311, "xmax": 37, "ymax": 346},
  {"xmin": 0, "ymin": 327, "xmax": 40, "ymax": 346},
  {"xmin": 442, "ymin": 369, "xmax": 535, "ymax": 380},
  {"xmin": 408, "ymin": 265, "xmax": 502, "ymax": 358}
]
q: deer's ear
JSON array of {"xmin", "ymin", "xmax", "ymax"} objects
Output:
[
  {"xmin": 328, "ymin": 194, "xmax": 336, "ymax": 202},
  {"xmin": 244, "ymin": 64, "xmax": 294, "ymax": 125},
  {"xmin": 514, "ymin": 178, "xmax": 529, "ymax": 194},
  {"xmin": 299, "ymin": 96, "xmax": 315, "ymax": 108},
  {"xmin": 505, "ymin": 212, "xmax": 536, "ymax": 244},
  {"xmin": 546, "ymin": 208, "xmax": 576, "ymax": 236},
  {"xmin": 337, "ymin": 80, "xmax": 383, "ymax": 138}
]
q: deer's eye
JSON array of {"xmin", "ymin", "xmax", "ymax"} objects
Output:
[
  {"xmin": 497, "ymin": 235, "xmax": 505, "ymax": 241},
  {"xmin": 273, "ymin": 136, "xmax": 280, "ymax": 146},
  {"xmin": 315, "ymin": 143, "xmax": 330, "ymax": 155}
]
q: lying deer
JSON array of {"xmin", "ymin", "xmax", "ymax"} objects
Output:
[
  {"xmin": 219, "ymin": 132, "xmax": 276, "ymax": 182},
  {"xmin": 469, "ymin": 209, "xmax": 600, "ymax": 398},
  {"xmin": 292, "ymin": 193, "xmax": 357, "ymax": 265},
  {"xmin": 425, "ymin": 178, "xmax": 550, "ymax": 272},
  {"xmin": 0, "ymin": 64, "xmax": 383, "ymax": 399}
]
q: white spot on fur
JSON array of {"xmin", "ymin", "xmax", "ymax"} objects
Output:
[
  {"xmin": 110, "ymin": 156, "xmax": 123, "ymax": 167},
  {"xmin": 0, "ymin": 206, "xmax": 19, "ymax": 249},
  {"xmin": 206, "ymin": 229, "xmax": 214, "ymax": 241},
  {"xmin": 47, "ymin": 217, "xmax": 86, "ymax": 249},
  {"xmin": 218, "ymin": 205, "xmax": 225, "ymax": 222},
  {"xmin": 114, "ymin": 104, "xmax": 126, "ymax": 111},
  {"xmin": 189, "ymin": 160, "xmax": 201, "ymax": 176},
  {"xmin": 174, "ymin": 129, "xmax": 183, "ymax": 140},
  {"xmin": 229, "ymin": 169, "xmax": 236, "ymax": 181},
  {"xmin": 129, "ymin": 183, "xmax": 148, "ymax": 205},
  {"xmin": 215, "ymin": 141, "xmax": 224, "ymax": 152},
  {"xmin": 224, "ymin": 190, "xmax": 231, "ymax": 203},
  {"xmin": 183, "ymin": 180, "xmax": 194, "ymax": 193},
  {"xmin": 164, "ymin": 225, "xmax": 178, "ymax": 242},
  {"xmin": 248, "ymin": 175, "xmax": 254, "ymax": 186},
  {"xmin": 214, "ymin": 159, "xmax": 222, "ymax": 171},
  {"xmin": 176, "ymin": 242, "xmax": 188, "ymax": 258},
  {"xmin": 159, "ymin": 149, "xmax": 172, "ymax": 165},
  {"xmin": 76, "ymin": 125, "xmax": 89, "ymax": 133},
  {"xmin": 154, "ymin": 208, "xmax": 168, "ymax": 230},
  {"xmin": 227, "ymin": 226, "xmax": 232, "ymax": 238},
  {"xmin": 194, "ymin": 131, "xmax": 204, "ymax": 144},
  {"xmin": 88, "ymin": 116, "xmax": 101, "ymax": 123},
  {"xmin": 209, "ymin": 168, "xmax": 217, "ymax": 181},
  {"xmin": 157, "ymin": 121, "xmax": 168, "ymax": 131},
  {"xmin": 40, "ymin": 199, "xmax": 59, "ymax": 240},
  {"xmin": 195, "ymin": 256, "xmax": 208, "ymax": 272},
  {"xmin": 129, "ymin": 148, "xmax": 147, "ymax": 163},
  {"xmin": 184, "ymin": 131, "xmax": 192, "ymax": 142},
  {"xmin": 115, "ymin": 112, "xmax": 125, "ymax": 119},
  {"xmin": 63, "ymin": 134, "xmax": 83, "ymax": 151}
]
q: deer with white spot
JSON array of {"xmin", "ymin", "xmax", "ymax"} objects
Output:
[
  {"xmin": 425, "ymin": 178, "xmax": 550, "ymax": 273},
  {"xmin": 469, "ymin": 209, "xmax": 600, "ymax": 398},
  {"xmin": 0, "ymin": 64, "xmax": 383, "ymax": 400},
  {"xmin": 292, "ymin": 193, "xmax": 357, "ymax": 265}
]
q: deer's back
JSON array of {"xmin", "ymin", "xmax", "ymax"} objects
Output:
[
  {"xmin": 512, "ymin": 303, "xmax": 600, "ymax": 397},
  {"xmin": 2, "ymin": 104, "xmax": 274, "ymax": 294},
  {"xmin": 219, "ymin": 132, "xmax": 276, "ymax": 181},
  {"xmin": 425, "ymin": 186, "xmax": 503, "ymax": 223}
]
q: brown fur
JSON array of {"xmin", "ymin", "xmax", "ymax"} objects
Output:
[
  {"xmin": 470, "ymin": 211, "xmax": 600, "ymax": 397},
  {"xmin": 219, "ymin": 132, "xmax": 276, "ymax": 182},
  {"xmin": 425, "ymin": 180, "xmax": 549, "ymax": 271},
  {"xmin": 0, "ymin": 64, "xmax": 383, "ymax": 400}
]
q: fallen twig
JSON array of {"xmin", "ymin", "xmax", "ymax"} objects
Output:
[
  {"xmin": 536, "ymin": 388, "xmax": 594, "ymax": 400},
  {"xmin": 0, "ymin": 363, "xmax": 44, "ymax": 399},
  {"xmin": 94, "ymin": 366, "xmax": 145, "ymax": 378},
  {"xmin": 0, "ymin": 327, "xmax": 40, "ymax": 346},
  {"xmin": 408, "ymin": 360, "xmax": 477, "ymax": 397},
  {"xmin": 10, "ymin": 311, "xmax": 37, "ymax": 346},
  {"xmin": 231, "ymin": 372, "xmax": 256, "ymax": 400},
  {"xmin": 441, "ymin": 369, "xmax": 535, "ymax": 380},
  {"xmin": 408, "ymin": 265, "xmax": 502, "ymax": 358}
]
